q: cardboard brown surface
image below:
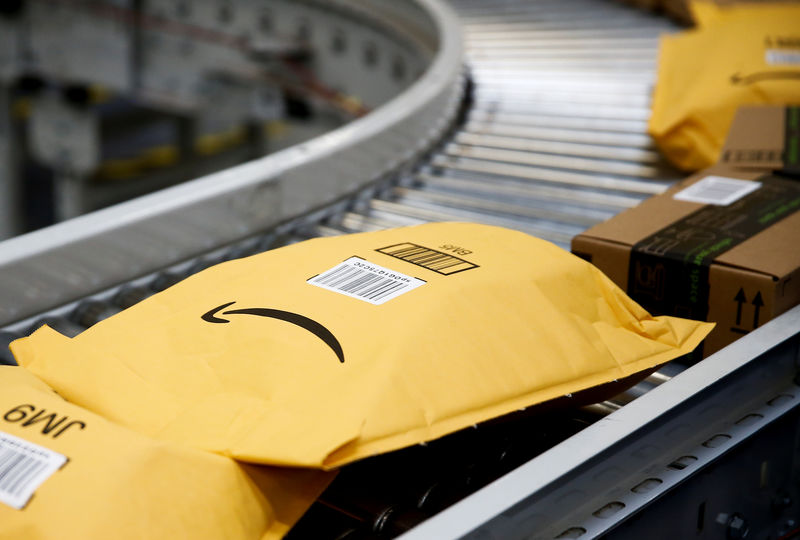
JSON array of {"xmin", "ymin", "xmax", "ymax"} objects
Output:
[
  {"xmin": 573, "ymin": 167, "xmax": 800, "ymax": 358},
  {"xmin": 716, "ymin": 213, "xmax": 800, "ymax": 278},
  {"xmin": 720, "ymin": 106, "xmax": 788, "ymax": 170},
  {"xmin": 579, "ymin": 165, "xmax": 762, "ymax": 246},
  {"xmin": 706, "ymin": 265, "xmax": 777, "ymax": 354}
]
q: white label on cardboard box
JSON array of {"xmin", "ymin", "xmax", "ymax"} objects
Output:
[
  {"xmin": 673, "ymin": 176, "xmax": 762, "ymax": 206},
  {"xmin": 308, "ymin": 257, "xmax": 425, "ymax": 305},
  {"xmin": 0, "ymin": 431, "xmax": 67, "ymax": 510},
  {"xmin": 766, "ymin": 49, "xmax": 800, "ymax": 65}
]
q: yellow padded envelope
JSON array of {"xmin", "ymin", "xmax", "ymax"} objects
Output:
[
  {"xmin": 649, "ymin": 1, "xmax": 800, "ymax": 171},
  {"xmin": 12, "ymin": 223, "xmax": 713, "ymax": 469},
  {"xmin": 0, "ymin": 367, "xmax": 332, "ymax": 539}
]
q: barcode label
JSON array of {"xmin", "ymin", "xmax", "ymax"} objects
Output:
[
  {"xmin": 0, "ymin": 431, "xmax": 66, "ymax": 510},
  {"xmin": 308, "ymin": 257, "xmax": 425, "ymax": 305},
  {"xmin": 766, "ymin": 49, "xmax": 800, "ymax": 65},
  {"xmin": 376, "ymin": 243, "xmax": 479, "ymax": 275},
  {"xmin": 673, "ymin": 176, "xmax": 761, "ymax": 206}
]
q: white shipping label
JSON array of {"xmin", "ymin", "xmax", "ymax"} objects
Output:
[
  {"xmin": 766, "ymin": 49, "xmax": 800, "ymax": 65},
  {"xmin": 0, "ymin": 431, "xmax": 67, "ymax": 510},
  {"xmin": 308, "ymin": 257, "xmax": 425, "ymax": 305},
  {"xmin": 673, "ymin": 176, "xmax": 762, "ymax": 206}
]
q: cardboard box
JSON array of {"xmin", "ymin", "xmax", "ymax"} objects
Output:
[
  {"xmin": 660, "ymin": 0, "xmax": 694, "ymax": 25},
  {"xmin": 572, "ymin": 165, "xmax": 800, "ymax": 358},
  {"xmin": 628, "ymin": 1, "xmax": 800, "ymax": 28},
  {"xmin": 720, "ymin": 105, "xmax": 800, "ymax": 175}
]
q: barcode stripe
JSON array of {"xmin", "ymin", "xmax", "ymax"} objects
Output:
[
  {"xmin": 1, "ymin": 454, "xmax": 32, "ymax": 492},
  {"xmin": 371, "ymin": 282, "xmax": 404, "ymax": 300},
  {"xmin": 364, "ymin": 279, "xmax": 403, "ymax": 299},
  {"xmin": 429, "ymin": 260, "xmax": 455, "ymax": 270},
  {"xmin": 0, "ymin": 453, "xmax": 25, "ymax": 486},
  {"xmin": 364, "ymin": 279, "xmax": 402, "ymax": 296},
  {"xmin": 407, "ymin": 251, "xmax": 437, "ymax": 262},
  {"xmin": 359, "ymin": 277, "xmax": 401, "ymax": 297},
  {"xmin": 15, "ymin": 461, "xmax": 47, "ymax": 497},
  {"xmin": 342, "ymin": 273, "xmax": 382, "ymax": 293},
  {"xmin": 325, "ymin": 268, "xmax": 359, "ymax": 287},
  {"xmin": 328, "ymin": 268, "xmax": 401, "ymax": 296},
  {"xmin": 0, "ymin": 432, "xmax": 67, "ymax": 510},
  {"xmin": 386, "ymin": 246, "xmax": 418, "ymax": 257},
  {"xmin": 359, "ymin": 277, "xmax": 393, "ymax": 296},
  {"xmin": 328, "ymin": 268, "xmax": 363, "ymax": 288},
  {"xmin": 318, "ymin": 265, "xmax": 351, "ymax": 285},
  {"xmin": 386, "ymin": 244, "xmax": 419, "ymax": 256},
  {"xmin": 409, "ymin": 252, "xmax": 446, "ymax": 265},
  {"xmin": 0, "ymin": 448, "xmax": 18, "ymax": 472},
  {"xmin": 377, "ymin": 242, "xmax": 479, "ymax": 276},
  {"xmin": 308, "ymin": 257, "xmax": 425, "ymax": 305},
  {"xmin": 338, "ymin": 273, "xmax": 366, "ymax": 292},
  {"xmin": 397, "ymin": 247, "xmax": 427, "ymax": 259},
  {"xmin": 6, "ymin": 458, "xmax": 42, "ymax": 496},
  {"xmin": 420, "ymin": 253, "xmax": 450, "ymax": 266},
  {"xmin": 431, "ymin": 259, "xmax": 466, "ymax": 270}
]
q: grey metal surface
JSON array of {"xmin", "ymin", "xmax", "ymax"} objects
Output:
[
  {"xmin": 0, "ymin": 0, "xmax": 465, "ymax": 326},
  {"xmin": 400, "ymin": 304, "xmax": 800, "ymax": 540},
  {"xmin": 0, "ymin": 85, "xmax": 21, "ymax": 240},
  {"xmin": 325, "ymin": 0, "xmax": 678, "ymax": 254}
]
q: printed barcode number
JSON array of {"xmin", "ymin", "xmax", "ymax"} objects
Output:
[
  {"xmin": 0, "ymin": 431, "xmax": 66, "ymax": 510},
  {"xmin": 673, "ymin": 176, "xmax": 761, "ymax": 206},
  {"xmin": 766, "ymin": 49, "xmax": 800, "ymax": 65},
  {"xmin": 308, "ymin": 257, "xmax": 425, "ymax": 305}
]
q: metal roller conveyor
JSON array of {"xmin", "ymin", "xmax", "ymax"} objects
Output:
[
  {"xmin": 452, "ymin": 133, "xmax": 661, "ymax": 162},
  {"xmin": 414, "ymin": 173, "xmax": 644, "ymax": 211},
  {"xmin": 2, "ymin": 0, "xmax": 800, "ymax": 539}
]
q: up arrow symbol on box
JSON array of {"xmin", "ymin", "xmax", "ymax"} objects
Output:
[{"xmin": 734, "ymin": 288, "xmax": 746, "ymax": 326}]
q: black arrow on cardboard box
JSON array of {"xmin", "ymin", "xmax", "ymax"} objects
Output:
[
  {"xmin": 734, "ymin": 287, "xmax": 746, "ymax": 326},
  {"xmin": 752, "ymin": 291, "xmax": 764, "ymax": 329}
]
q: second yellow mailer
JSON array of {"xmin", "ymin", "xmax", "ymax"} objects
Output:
[
  {"xmin": 12, "ymin": 223, "xmax": 713, "ymax": 469},
  {"xmin": 0, "ymin": 367, "xmax": 332, "ymax": 540},
  {"xmin": 649, "ymin": 1, "xmax": 800, "ymax": 171}
]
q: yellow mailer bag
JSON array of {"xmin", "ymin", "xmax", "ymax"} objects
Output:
[
  {"xmin": 0, "ymin": 366, "xmax": 331, "ymax": 540},
  {"xmin": 649, "ymin": 1, "xmax": 800, "ymax": 171},
  {"xmin": 12, "ymin": 223, "xmax": 713, "ymax": 469},
  {"xmin": 690, "ymin": 0, "xmax": 800, "ymax": 28}
]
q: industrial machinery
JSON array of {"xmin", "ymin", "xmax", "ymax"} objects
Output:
[{"xmin": 1, "ymin": 0, "xmax": 799, "ymax": 538}]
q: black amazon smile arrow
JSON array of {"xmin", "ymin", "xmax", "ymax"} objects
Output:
[
  {"xmin": 730, "ymin": 70, "xmax": 800, "ymax": 85},
  {"xmin": 202, "ymin": 301, "xmax": 345, "ymax": 363}
]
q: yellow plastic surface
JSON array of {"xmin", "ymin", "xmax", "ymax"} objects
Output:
[
  {"xmin": 649, "ymin": 1, "xmax": 800, "ymax": 171},
  {"xmin": 0, "ymin": 367, "xmax": 332, "ymax": 540},
  {"xmin": 12, "ymin": 223, "xmax": 713, "ymax": 469}
]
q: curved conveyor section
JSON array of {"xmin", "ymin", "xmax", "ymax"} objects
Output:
[{"xmin": 0, "ymin": 0, "xmax": 465, "ymax": 327}]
